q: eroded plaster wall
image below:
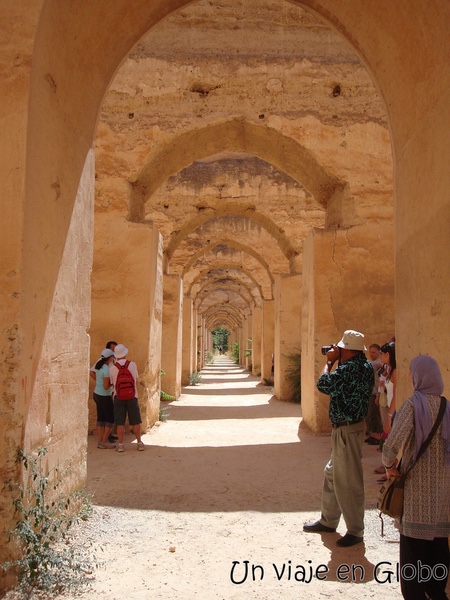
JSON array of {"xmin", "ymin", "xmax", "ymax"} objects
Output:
[
  {"xmin": 161, "ymin": 274, "xmax": 183, "ymax": 398},
  {"xmin": 90, "ymin": 217, "xmax": 163, "ymax": 430},
  {"xmin": 24, "ymin": 149, "xmax": 94, "ymax": 477},
  {"xmin": 301, "ymin": 226, "xmax": 395, "ymax": 431}
]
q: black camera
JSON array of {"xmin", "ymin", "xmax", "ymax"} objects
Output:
[{"xmin": 321, "ymin": 345, "xmax": 334, "ymax": 355}]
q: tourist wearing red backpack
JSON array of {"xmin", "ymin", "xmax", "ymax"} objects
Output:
[{"xmin": 109, "ymin": 344, "xmax": 144, "ymax": 452}]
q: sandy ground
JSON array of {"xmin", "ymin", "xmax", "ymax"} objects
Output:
[{"xmin": 65, "ymin": 356, "xmax": 407, "ymax": 600}]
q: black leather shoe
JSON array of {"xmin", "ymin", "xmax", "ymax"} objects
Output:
[
  {"xmin": 303, "ymin": 520, "xmax": 336, "ymax": 533},
  {"xmin": 365, "ymin": 436, "xmax": 379, "ymax": 445},
  {"xmin": 336, "ymin": 534, "xmax": 363, "ymax": 547}
]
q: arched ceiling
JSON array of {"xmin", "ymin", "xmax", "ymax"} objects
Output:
[
  {"xmin": 95, "ymin": 0, "xmax": 391, "ymax": 332},
  {"xmin": 185, "ymin": 256, "xmax": 272, "ymax": 299},
  {"xmin": 169, "ymin": 215, "xmax": 291, "ymax": 277},
  {"xmin": 197, "ymin": 288, "xmax": 251, "ymax": 314},
  {"xmin": 195, "ymin": 269, "xmax": 262, "ymax": 307},
  {"xmin": 130, "ymin": 120, "xmax": 344, "ymax": 220}
]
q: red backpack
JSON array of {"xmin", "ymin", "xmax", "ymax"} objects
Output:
[{"xmin": 114, "ymin": 360, "xmax": 135, "ymax": 400}]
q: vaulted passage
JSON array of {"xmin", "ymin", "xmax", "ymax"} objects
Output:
[
  {"xmin": 90, "ymin": 0, "xmax": 396, "ymax": 435},
  {"xmin": 82, "ymin": 355, "xmax": 400, "ymax": 598}
]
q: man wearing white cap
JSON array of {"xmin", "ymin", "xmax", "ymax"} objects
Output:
[
  {"xmin": 109, "ymin": 344, "xmax": 144, "ymax": 452},
  {"xmin": 304, "ymin": 330, "xmax": 374, "ymax": 547}
]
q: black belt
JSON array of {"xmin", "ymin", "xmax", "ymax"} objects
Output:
[{"xmin": 332, "ymin": 419, "xmax": 363, "ymax": 428}]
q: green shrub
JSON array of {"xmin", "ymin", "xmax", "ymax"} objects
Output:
[
  {"xmin": 211, "ymin": 327, "xmax": 229, "ymax": 352},
  {"xmin": 232, "ymin": 341, "xmax": 240, "ymax": 363},
  {"xmin": 160, "ymin": 368, "xmax": 176, "ymax": 401},
  {"xmin": 189, "ymin": 371, "xmax": 203, "ymax": 385},
  {"xmin": 285, "ymin": 350, "xmax": 301, "ymax": 403},
  {"xmin": 159, "ymin": 406, "xmax": 170, "ymax": 421},
  {"xmin": 1, "ymin": 447, "xmax": 95, "ymax": 598}
]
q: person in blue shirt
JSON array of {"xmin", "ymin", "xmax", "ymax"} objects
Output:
[
  {"xmin": 304, "ymin": 330, "xmax": 374, "ymax": 547},
  {"xmin": 90, "ymin": 348, "xmax": 116, "ymax": 449}
]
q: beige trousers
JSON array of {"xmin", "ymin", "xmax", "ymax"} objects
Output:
[{"xmin": 319, "ymin": 421, "xmax": 365, "ymax": 537}]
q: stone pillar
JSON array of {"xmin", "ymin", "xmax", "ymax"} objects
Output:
[
  {"xmin": 25, "ymin": 149, "xmax": 94, "ymax": 467},
  {"xmin": 236, "ymin": 326, "xmax": 243, "ymax": 364},
  {"xmin": 240, "ymin": 320, "xmax": 248, "ymax": 366},
  {"xmin": 237, "ymin": 325, "xmax": 242, "ymax": 365},
  {"xmin": 301, "ymin": 227, "xmax": 395, "ymax": 432},
  {"xmin": 202, "ymin": 318, "xmax": 208, "ymax": 366},
  {"xmin": 161, "ymin": 274, "xmax": 183, "ymax": 398},
  {"xmin": 197, "ymin": 316, "xmax": 205, "ymax": 370},
  {"xmin": 206, "ymin": 328, "xmax": 213, "ymax": 360},
  {"xmin": 251, "ymin": 306, "xmax": 262, "ymax": 377},
  {"xmin": 193, "ymin": 309, "xmax": 199, "ymax": 372},
  {"xmin": 261, "ymin": 300, "xmax": 275, "ymax": 383},
  {"xmin": 229, "ymin": 328, "xmax": 238, "ymax": 360},
  {"xmin": 245, "ymin": 315, "xmax": 253, "ymax": 370},
  {"xmin": 274, "ymin": 274, "xmax": 302, "ymax": 401},
  {"xmin": 182, "ymin": 297, "xmax": 194, "ymax": 385},
  {"xmin": 137, "ymin": 225, "xmax": 163, "ymax": 429},
  {"xmin": 90, "ymin": 221, "xmax": 163, "ymax": 431},
  {"xmin": 230, "ymin": 329, "xmax": 238, "ymax": 353}
]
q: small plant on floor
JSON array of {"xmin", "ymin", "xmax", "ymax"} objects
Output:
[
  {"xmin": 206, "ymin": 351, "xmax": 214, "ymax": 364},
  {"xmin": 0, "ymin": 447, "xmax": 95, "ymax": 598},
  {"xmin": 189, "ymin": 371, "xmax": 203, "ymax": 385},
  {"xmin": 159, "ymin": 406, "xmax": 170, "ymax": 421},
  {"xmin": 285, "ymin": 349, "xmax": 301, "ymax": 403},
  {"xmin": 160, "ymin": 368, "xmax": 176, "ymax": 401}
]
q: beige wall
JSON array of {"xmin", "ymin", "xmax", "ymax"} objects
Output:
[
  {"xmin": 261, "ymin": 300, "xmax": 275, "ymax": 382},
  {"xmin": 181, "ymin": 297, "xmax": 194, "ymax": 385},
  {"xmin": 301, "ymin": 227, "xmax": 395, "ymax": 431},
  {"xmin": 90, "ymin": 220, "xmax": 163, "ymax": 430},
  {"xmin": 161, "ymin": 275, "xmax": 183, "ymax": 398},
  {"xmin": 274, "ymin": 274, "xmax": 302, "ymax": 401},
  {"xmin": 251, "ymin": 306, "xmax": 262, "ymax": 377},
  {"xmin": 25, "ymin": 149, "xmax": 94, "ymax": 479}
]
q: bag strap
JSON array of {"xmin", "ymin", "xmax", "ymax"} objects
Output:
[
  {"xmin": 117, "ymin": 360, "xmax": 130, "ymax": 370},
  {"xmin": 404, "ymin": 395, "xmax": 447, "ymax": 475}
]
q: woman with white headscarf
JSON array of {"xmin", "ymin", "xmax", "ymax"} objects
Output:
[{"xmin": 382, "ymin": 355, "xmax": 450, "ymax": 599}]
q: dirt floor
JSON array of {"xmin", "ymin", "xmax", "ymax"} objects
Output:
[{"xmin": 65, "ymin": 356, "xmax": 407, "ymax": 599}]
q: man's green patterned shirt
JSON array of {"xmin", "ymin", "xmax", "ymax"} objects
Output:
[{"xmin": 317, "ymin": 353, "xmax": 374, "ymax": 425}]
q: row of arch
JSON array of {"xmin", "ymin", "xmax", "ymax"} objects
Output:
[{"xmin": 124, "ymin": 120, "xmax": 348, "ymax": 332}]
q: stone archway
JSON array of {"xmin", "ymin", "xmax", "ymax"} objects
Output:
[
  {"xmin": 93, "ymin": 1, "xmax": 394, "ymax": 416},
  {"xmin": 130, "ymin": 120, "xmax": 344, "ymax": 221}
]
